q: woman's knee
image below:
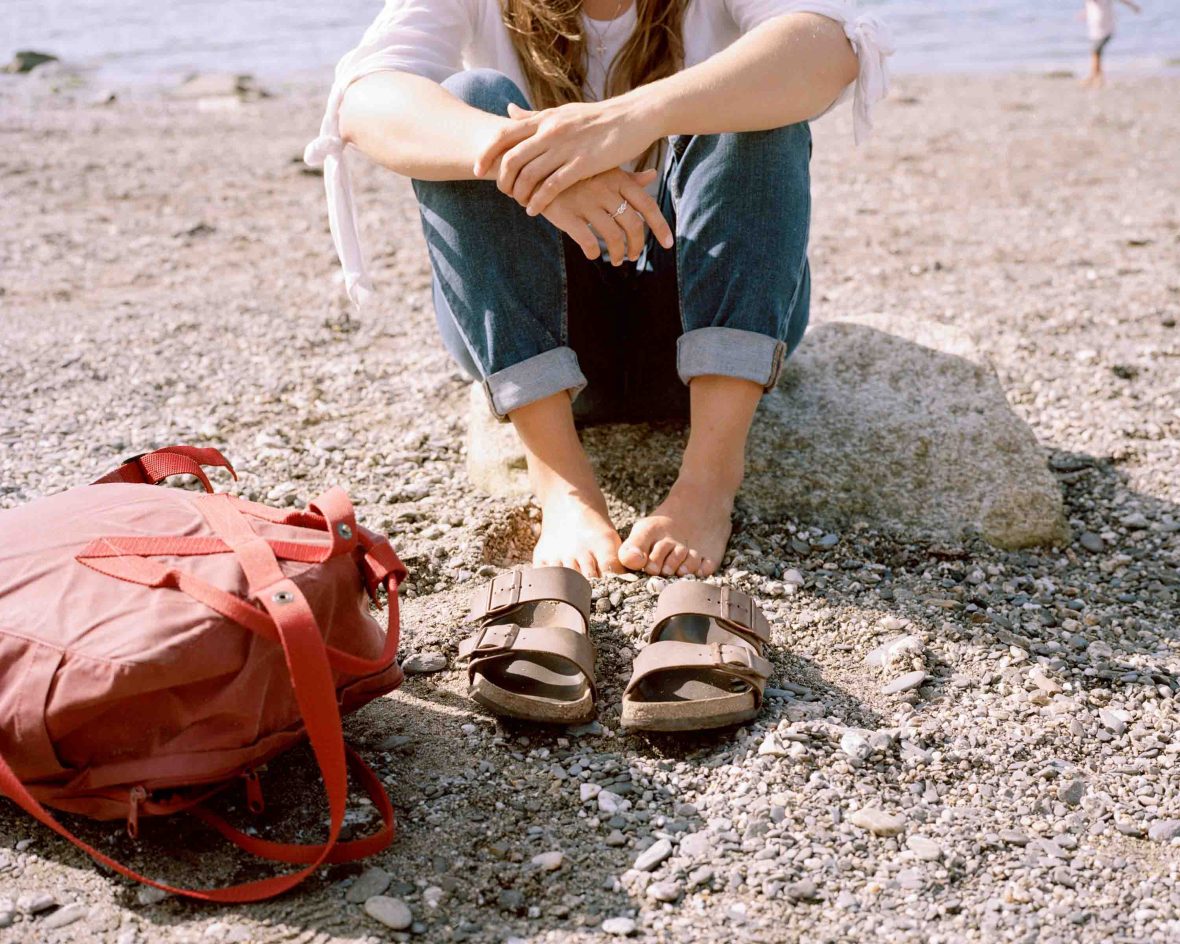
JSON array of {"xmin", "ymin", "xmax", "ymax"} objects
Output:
[{"xmin": 441, "ymin": 69, "xmax": 528, "ymax": 114}]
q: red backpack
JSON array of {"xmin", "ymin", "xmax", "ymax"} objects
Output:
[{"xmin": 0, "ymin": 445, "xmax": 407, "ymax": 901}]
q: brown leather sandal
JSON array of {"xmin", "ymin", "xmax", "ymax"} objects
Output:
[
  {"xmin": 620, "ymin": 582, "xmax": 773, "ymax": 732},
  {"xmin": 456, "ymin": 567, "xmax": 597, "ymax": 724}
]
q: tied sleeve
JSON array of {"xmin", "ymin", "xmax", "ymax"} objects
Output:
[
  {"xmin": 723, "ymin": 0, "xmax": 894, "ymax": 145},
  {"xmin": 305, "ymin": 0, "xmax": 474, "ymax": 308}
]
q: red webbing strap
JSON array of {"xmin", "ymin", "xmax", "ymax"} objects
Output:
[
  {"xmin": 0, "ymin": 568, "xmax": 355, "ymax": 902},
  {"xmin": 192, "ymin": 745, "xmax": 394, "ymax": 865},
  {"xmin": 92, "ymin": 446, "xmax": 237, "ymax": 493}
]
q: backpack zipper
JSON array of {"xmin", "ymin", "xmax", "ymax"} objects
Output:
[{"xmin": 126, "ymin": 785, "xmax": 147, "ymax": 838}]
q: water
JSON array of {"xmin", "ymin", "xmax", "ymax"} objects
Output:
[{"xmin": 2, "ymin": 0, "xmax": 1177, "ymax": 86}]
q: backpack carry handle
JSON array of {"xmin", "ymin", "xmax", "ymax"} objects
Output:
[{"xmin": 93, "ymin": 445, "xmax": 237, "ymax": 493}]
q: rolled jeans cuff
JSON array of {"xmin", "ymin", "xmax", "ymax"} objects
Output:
[
  {"xmin": 482, "ymin": 346, "xmax": 588, "ymax": 420},
  {"xmin": 676, "ymin": 326, "xmax": 787, "ymax": 392}
]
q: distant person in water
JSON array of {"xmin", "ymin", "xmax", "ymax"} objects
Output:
[{"xmin": 1082, "ymin": 0, "xmax": 1142, "ymax": 87}]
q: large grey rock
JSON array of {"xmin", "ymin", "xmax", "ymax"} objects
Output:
[
  {"xmin": 464, "ymin": 315, "xmax": 1069, "ymax": 549},
  {"xmin": 742, "ymin": 315, "xmax": 1069, "ymax": 548}
]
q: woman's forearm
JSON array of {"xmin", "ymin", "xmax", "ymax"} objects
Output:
[
  {"xmin": 622, "ymin": 13, "xmax": 858, "ymax": 139},
  {"xmin": 340, "ymin": 72, "xmax": 506, "ymax": 180}
]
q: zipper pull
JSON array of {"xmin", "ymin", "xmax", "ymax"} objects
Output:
[
  {"xmin": 127, "ymin": 786, "xmax": 147, "ymax": 838},
  {"xmin": 243, "ymin": 768, "xmax": 265, "ymax": 815}
]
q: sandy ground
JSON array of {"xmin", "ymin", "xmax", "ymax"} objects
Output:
[{"xmin": 1, "ymin": 70, "xmax": 1178, "ymax": 943}]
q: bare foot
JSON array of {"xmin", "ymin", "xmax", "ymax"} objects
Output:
[
  {"xmin": 533, "ymin": 486, "xmax": 625, "ymax": 578},
  {"xmin": 617, "ymin": 479, "xmax": 734, "ymax": 578}
]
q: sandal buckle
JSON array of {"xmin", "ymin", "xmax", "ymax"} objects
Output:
[
  {"xmin": 485, "ymin": 569, "xmax": 523, "ymax": 615},
  {"xmin": 718, "ymin": 643, "xmax": 754, "ymax": 670},
  {"xmin": 473, "ymin": 622, "xmax": 519, "ymax": 653}
]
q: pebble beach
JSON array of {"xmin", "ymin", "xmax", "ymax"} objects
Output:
[{"xmin": 1, "ymin": 59, "xmax": 1179, "ymax": 944}]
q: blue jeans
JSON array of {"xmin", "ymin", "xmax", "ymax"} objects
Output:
[{"xmin": 412, "ymin": 69, "xmax": 811, "ymax": 422}]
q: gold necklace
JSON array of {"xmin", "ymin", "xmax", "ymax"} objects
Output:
[{"xmin": 585, "ymin": 0, "xmax": 626, "ymax": 59}]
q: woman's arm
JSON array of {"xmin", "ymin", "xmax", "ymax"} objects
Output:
[
  {"xmin": 340, "ymin": 72, "xmax": 508, "ymax": 181},
  {"xmin": 477, "ymin": 13, "xmax": 858, "ymax": 214},
  {"xmin": 339, "ymin": 71, "xmax": 673, "ymax": 253},
  {"xmin": 632, "ymin": 12, "xmax": 857, "ymax": 138}
]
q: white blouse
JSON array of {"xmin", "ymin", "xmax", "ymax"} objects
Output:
[{"xmin": 306, "ymin": 0, "xmax": 893, "ymax": 307}]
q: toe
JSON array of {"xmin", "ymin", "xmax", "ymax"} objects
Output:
[
  {"xmin": 699, "ymin": 557, "xmax": 717, "ymax": 577},
  {"xmin": 662, "ymin": 544, "xmax": 689, "ymax": 576},
  {"xmin": 577, "ymin": 551, "xmax": 601, "ymax": 579},
  {"xmin": 598, "ymin": 548, "xmax": 627, "ymax": 575},
  {"xmin": 677, "ymin": 548, "xmax": 704, "ymax": 576},
  {"xmin": 645, "ymin": 538, "xmax": 677, "ymax": 576},
  {"xmin": 618, "ymin": 538, "xmax": 648, "ymax": 570}
]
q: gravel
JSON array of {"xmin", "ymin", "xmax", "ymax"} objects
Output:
[{"xmin": 0, "ymin": 71, "xmax": 1177, "ymax": 944}]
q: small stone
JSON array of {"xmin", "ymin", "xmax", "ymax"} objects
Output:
[
  {"xmin": 17, "ymin": 892, "xmax": 56, "ymax": 915},
  {"xmin": 865, "ymin": 634, "xmax": 923, "ymax": 669},
  {"xmin": 569, "ymin": 720, "xmax": 604, "ymax": 737},
  {"xmin": 1147, "ymin": 820, "xmax": 1180, "ymax": 843},
  {"xmin": 839, "ymin": 731, "xmax": 872, "ymax": 762},
  {"xmin": 835, "ymin": 890, "xmax": 858, "ymax": 910},
  {"xmin": 907, "ymin": 835, "xmax": 943, "ymax": 861},
  {"xmin": 531, "ymin": 851, "xmax": 563, "ymax": 871},
  {"xmin": 646, "ymin": 881, "xmax": 683, "ymax": 903},
  {"xmin": 136, "ymin": 886, "xmax": 169, "ymax": 906},
  {"xmin": 686, "ymin": 866, "xmax": 715, "ymax": 889},
  {"xmin": 782, "ymin": 568, "xmax": 805, "ymax": 586},
  {"xmin": 847, "ymin": 808, "xmax": 905, "ymax": 837},
  {"xmin": 1098, "ymin": 708, "xmax": 1127, "ymax": 735},
  {"xmin": 786, "ymin": 878, "xmax": 819, "ymax": 901},
  {"xmin": 497, "ymin": 890, "xmax": 525, "ymax": 914},
  {"xmin": 647, "ymin": 577, "xmax": 668, "ymax": 594},
  {"xmin": 1029, "ymin": 666, "xmax": 1063, "ymax": 694},
  {"xmin": 4, "ymin": 50, "xmax": 59, "ymax": 74},
  {"xmin": 422, "ymin": 886, "xmax": 444, "ymax": 909},
  {"xmin": 602, "ymin": 917, "xmax": 637, "ymax": 936},
  {"xmin": 634, "ymin": 838, "xmax": 673, "ymax": 872},
  {"xmin": 43, "ymin": 904, "xmax": 88, "ymax": 930},
  {"xmin": 1057, "ymin": 779, "xmax": 1085, "ymax": 807},
  {"xmin": 815, "ymin": 533, "xmax": 840, "ymax": 548},
  {"xmin": 999, "ymin": 829, "xmax": 1030, "ymax": 846},
  {"xmin": 605, "ymin": 829, "xmax": 628, "ymax": 847},
  {"xmin": 363, "ymin": 896, "xmax": 412, "ymax": 930},
  {"xmin": 598, "ymin": 790, "xmax": 625, "ymax": 814},
  {"xmin": 679, "ymin": 831, "xmax": 713, "ymax": 858},
  {"xmin": 346, "ymin": 867, "xmax": 392, "ymax": 903},
  {"xmin": 882, "ymin": 670, "xmax": 927, "ymax": 695},
  {"xmin": 0, "ymin": 912, "xmax": 13, "ymax": 930},
  {"xmin": 1078, "ymin": 532, "xmax": 1104, "ymax": 553},
  {"xmin": 401, "ymin": 651, "xmax": 446, "ymax": 674}
]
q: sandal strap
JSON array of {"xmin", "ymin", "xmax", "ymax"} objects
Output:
[
  {"xmin": 457, "ymin": 623, "xmax": 597, "ymax": 691},
  {"xmin": 651, "ymin": 583, "xmax": 770, "ymax": 645},
  {"xmin": 624, "ymin": 640, "xmax": 772, "ymax": 699},
  {"xmin": 468, "ymin": 567, "xmax": 591, "ymax": 625}
]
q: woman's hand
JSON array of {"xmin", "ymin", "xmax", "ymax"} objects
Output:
[
  {"xmin": 473, "ymin": 97, "xmax": 661, "ymax": 218},
  {"xmin": 540, "ymin": 167, "xmax": 673, "ymax": 264}
]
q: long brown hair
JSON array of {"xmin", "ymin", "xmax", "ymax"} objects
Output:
[{"xmin": 501, "ymin": 0, "xmax": 687, "ymax": 110}]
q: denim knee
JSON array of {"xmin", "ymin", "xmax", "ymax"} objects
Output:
[{"xmin": 440, "ymin": 68, "xmax": 528, "ymax": 113}]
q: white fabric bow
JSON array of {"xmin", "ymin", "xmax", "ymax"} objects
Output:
[{"xmin": 844, "ymin": 14, "xmax": 895, "ymax": 146}]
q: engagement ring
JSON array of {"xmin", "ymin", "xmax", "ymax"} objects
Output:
[{"xmin": 611, "ymin": 199, "xmax": 629, "ymax": 218}]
